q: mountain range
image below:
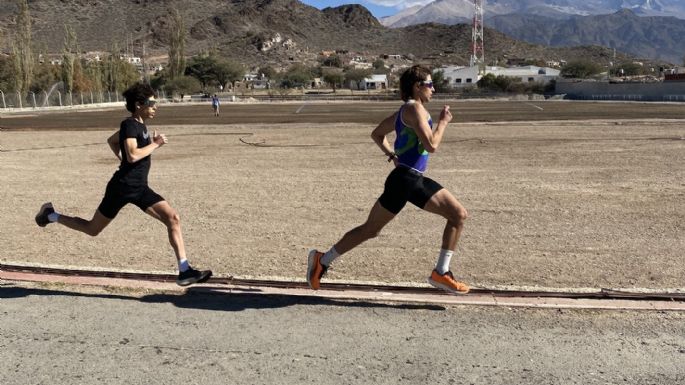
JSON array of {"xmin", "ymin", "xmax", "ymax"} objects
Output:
[
  {"xmin": 381, "ymin": 0, "xmax": 685, "ymax": 63},
  {"xmin": 380, "ymin": 0, "xmax": 685, "ymax": 27},
  {"xmin": 0, "ymin": 0, "xmax": 660, "ymax": 69}
]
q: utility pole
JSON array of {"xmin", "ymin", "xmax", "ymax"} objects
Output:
[{"xmin": 470, "ymin": 0, "xmax": 485, "ymax": 73}]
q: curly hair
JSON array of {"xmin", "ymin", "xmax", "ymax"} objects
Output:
[
  {"xmin": 122, "ymin": 83, "xmax": 156, "ymax": 113},
  {"xmin": 399, "ymin": 65, "xmax": 432, "ymax": 102}
]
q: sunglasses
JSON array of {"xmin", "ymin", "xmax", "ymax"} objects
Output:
[
  {"xmin": 143, "ymin": 98, "xmax": 157, "ymax": 107},
  {"xmin": 421, "ymin": 81, "xmax": 434, "ymax": 88}
]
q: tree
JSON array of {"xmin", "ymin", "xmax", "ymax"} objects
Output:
[
  {"xmin": 372, "ymin": 59, "xmax": 385, "ymax": 70},
  {"xmin": 322, "ymin": 70, "xmax": 344, "ymax": 92},
  {"xmin": 344, "ymin": 68, "xmax": 372, "ymax": 89},
  {"xmin": 431, "ymin": 69, "xmax": 449, "ymax": 93},
  {"xmin": 185, "ymin": 54, "xmax": 217, "ymax": 88},
  {"xmin": 103, "ymin": 43, "xmax": 140, "ymax": 93},
  {"xmin": 280, "ymin": 64, "xmax": 313, "ymax": 88},
  {"xmin": 185, "ymin": 53, "xmax": 244, "ymax": 90},
  {"xmin": 320, "ymin": 55, "xmax": 342, "ymax": 68},
  {"xmin": 164, "ymin": 75, "xmax": 202, "ymax": 97},
  {"xmin": 61, "ymin": 24, "xmax": 78, "ymax": 93},
  {"xmin": 610, "ymin": 62, "xmax": 644, "ymax": 77},
  {"xmin": 560, "ymin": 60, "xmax": 602, "ymax": 79},
  {"xmin": 213, "ymin": 59, "xmax": 244, "ymax": 89},
  {"xmin": 167, "ymin": 8, "xmax": 186, "ymax": 80},
  {"xmin": 258, "ymin": 65, "xmax": 276, "ymax": 80},
  {"xmin": 0, "ymin": 56, "xmax": 14, "ymax": 91},
  {"xmin": 13, "ymin": 0, "xmax": 33, "ymax": 94}
]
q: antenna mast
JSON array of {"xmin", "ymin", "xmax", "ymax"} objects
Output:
[{"xmin": 470, "ymin": 0, "xmax": 485, "ymax": 71}]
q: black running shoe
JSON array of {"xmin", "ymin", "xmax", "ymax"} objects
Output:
[
  {"xmin": 176, "ymin": 267, "xmax": 212, "ymax": 286},
  {"xmin": 35, "ymin": 202, "xmax": 55, "ymax": 227}
]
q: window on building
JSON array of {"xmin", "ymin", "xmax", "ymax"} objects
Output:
[
  {"xmin": 456, "ymin": 79, "xmax": 462, "ymax": 83},
  {"xmin": 528, "ymin": 77, "xmax": 534, "ymax": 82},
  {"xmin": 466, "ymin": 78, "xmax": 472, "ymax": 83}
]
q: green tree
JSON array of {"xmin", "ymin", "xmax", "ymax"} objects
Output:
[
  {"xmin": 213, "ymin": 59, "xmax": 244, "ymax": 89},
  {"xmin": 30, "ymin": 63, "xmax": 60, "ymax": 92},
  {"xmin": 13, "ymin": 0, "xmax": 33, "ymax": 94},
  {"xmin": 61, "ymin": 24, "xmax": 78, "ymax": 93},
  {"xmin": 610, "ymin": 62, "xmax": 644, "ymax": 77},
  {"xmin": 0, "ymin": 56, "xmax": 14, "ymax": 91},
  {"xmin": 164, "ymin": 75, "xmax": 201, "ymax": 97},
  {"xmin": 102, "ymin": 43, "xmax": 140, "ymax": 93},
  {"xmin": 344, "ymin": 68, "xmax": 372, "ymax": 89},
  {"xmin": 167, "ymin": 8, "xmax": 186, "ymax": 80},
  {"xmin": 560, "ymin": 60, "xmax": 602, "ymax": 79},
  {"xmin": 322, "ymin": 70, "xmax": 344, "ymax": 92},
  {"xmin": 431, "ymin": 69, "xmax": 449, "ymax": 93},
  {"xmin": 185, "ymin": 54, "xmax": 217, "ymax": 88},
  {"xmin": 258, "ymin": 65, "xmax": 276, "ymax": 80},
  {"xmin": 372, "ymin": 59, "xmax": 385, "ymax": 70},
  {"xmin": 320, "ymin": 55, "xmax": 342, "ymax": 68},
  {"xmin": 280, "ymin": 64, "xmax": 313, "ymax": 88}
]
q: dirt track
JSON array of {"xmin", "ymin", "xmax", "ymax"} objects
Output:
[{"xmin": 1, "ymin": 101, "xmax": 683, "ymax": 290}]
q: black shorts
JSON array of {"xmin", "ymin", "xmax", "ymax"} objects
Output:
[
  {"xmin": 378, "ymin": 166, "xmax": 444, "ymax": 214},
  {"xmin": 97, "ymin": 180, "xmax": 164, "ymax": 219}
]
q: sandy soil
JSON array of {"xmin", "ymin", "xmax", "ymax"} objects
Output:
[{"xmin": 1, "ymin": 101, "xmax": 683, "ymax": 290}]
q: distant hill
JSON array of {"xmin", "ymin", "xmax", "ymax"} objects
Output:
[
  {"xmin": 381, "ymin": 0, "xmax": 685, "ymax": 28},
  {"xmin": 488, "ymin": 9, "xmax": 685, "ymax": 64},
  {"xmin": 381, "ymin": 0, "xmax": 685, "ymax": 63},
  {"xmin": 0, "ymin": 0, "xmax": 651, "ymax": 69}
]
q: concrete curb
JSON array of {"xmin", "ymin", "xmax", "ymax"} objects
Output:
[{"xmin": 2, "ymin": 268, "xmax": 684, "ymax": 311}]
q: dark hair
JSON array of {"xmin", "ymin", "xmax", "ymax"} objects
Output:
[
  {"xmin": 399, "ymin": 65, "xmax": 431, "ymax": 102},
  {"xmin": 122, "ymin": 83, "xmax": 156, "ymax": 113}
]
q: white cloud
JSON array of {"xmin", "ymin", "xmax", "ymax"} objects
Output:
[{"xmin": 365, "ymin": 0, "xmax": 434, "ymax": 9}]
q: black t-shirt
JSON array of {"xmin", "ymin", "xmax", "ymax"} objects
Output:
[{"xmin": 111, "ymin": 118, "xmax": 152, "ymax": 187}]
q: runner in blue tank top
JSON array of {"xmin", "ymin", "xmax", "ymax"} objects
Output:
[{"xmin": 307, "ymin": 65, "xmax": 470, "ymax": 295}]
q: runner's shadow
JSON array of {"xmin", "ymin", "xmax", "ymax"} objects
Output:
[
  {"xmin": 142, "ymin": 287, "xmax": 446, "ymax": 311},
  {"xmin": 0, "ymin": 285, "xmax": 446, "ymax": 312}
]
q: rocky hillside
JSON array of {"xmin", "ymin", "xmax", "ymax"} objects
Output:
[{"xmin": 0, "ymin": 0, "xmax": 648, "ymax": 68}]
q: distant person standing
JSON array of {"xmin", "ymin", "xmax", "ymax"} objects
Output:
[
  {"xmin": 211, "ymin": 94, "xmax": 220, "ymax": 117},
  {"xmin": 35, "ymin": 82, "xmax": 212, "ymax": 286},
  {"xmin": 307, "ymin": 65, "xmax": 470, "ymax": 295}
]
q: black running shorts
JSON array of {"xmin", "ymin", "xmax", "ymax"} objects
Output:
[
  {"xmin": 97, "ymin": 180, "xmax": 164, "ymax": 219},
  {"xmin": 378, "ymin": 166, "xmax": 444, "ymax": 214}
]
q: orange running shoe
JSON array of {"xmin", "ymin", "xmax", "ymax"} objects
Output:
[
  {"xmin": 307, "ymin": 249, "xmax": 328, "ymax": 290},
  {"xmin": 428, "ymin": 270, "xmax": 470, "ymax": 295}
]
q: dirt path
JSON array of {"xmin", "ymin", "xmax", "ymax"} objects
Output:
[{"xmin": 1, "ymin": 102, "xmax": 683, "ymax": 290}]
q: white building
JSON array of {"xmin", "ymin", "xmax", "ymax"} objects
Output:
[
  {"xmin": 440, "ymin": 66, "xmax": 481, "ymax": 88},
  {"xmin": 350, "ymin": 74, "xmax": 388, "ymax": 90},
  {"xmin": 486, "ymin": 65, "xmax": 560, "ymax": 85},
  {"xmin": 438, "ymin": 65, "xmax": 560, "ymax": 89}
]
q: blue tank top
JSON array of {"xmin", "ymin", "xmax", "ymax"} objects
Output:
[{"xmin": 394, "ymin": 101, "xmax": 433, "ymax": 173}]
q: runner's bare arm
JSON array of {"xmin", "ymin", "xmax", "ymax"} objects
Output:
[
  {"xmin": 123, "ymin": 131, "xmax": 167, "ymax": 163},
  {"xmin": 106, "ymin": 131, "xmax": 121, "ymax": 160},
  {"xmin": 371, "ymin": 113, "xmax": 397, "ymax": 159},
  {"xmin": 405, "ymin": 104, "xmax": 452, "ymax": 153}
]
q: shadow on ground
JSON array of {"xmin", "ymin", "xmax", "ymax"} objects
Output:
[{"xmin": 0, "ymin": 284, "xmax": 446, "ymax": 312}]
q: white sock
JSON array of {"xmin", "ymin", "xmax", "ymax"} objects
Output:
[
  {"xmin": 321, "ymin": 246, "xmax": 340, "ymax": 267},
  {"xmin": 435, "ymin": 249, "xmax": 453, "ymax": 275},
  {"xmin": 178, "ymin": 259, "xmax": 190, "ymax": 272},
  {"xmin": 48, "ymin": 212, "xmax": 60, "ymax": 223}
]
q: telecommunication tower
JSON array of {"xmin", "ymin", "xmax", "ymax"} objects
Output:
[{"xmin": 470, "ymin": 0, "xmax": 485, "ymax": 71}]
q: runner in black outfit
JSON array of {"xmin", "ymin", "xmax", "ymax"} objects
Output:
[{"xmin": 35, "ymin": 83, "xmax": 212, "ymax": 286}]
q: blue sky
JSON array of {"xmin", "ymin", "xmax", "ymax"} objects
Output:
[{"xmin": 300, "ymin": 0, "xmax": 433, "ymax": 18}]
